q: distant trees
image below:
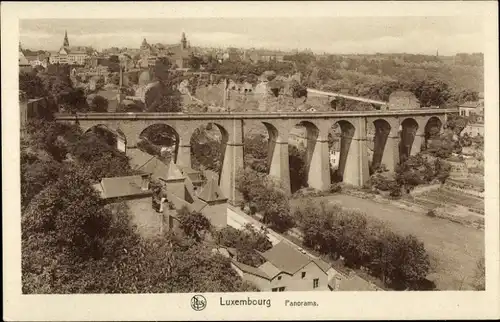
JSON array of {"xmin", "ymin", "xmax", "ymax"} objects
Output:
[{"xmin": 294, "ymin": 199, "xmax": 431, "ymax": 289}]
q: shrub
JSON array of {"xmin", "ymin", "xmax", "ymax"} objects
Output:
[
  {"xmin": 426, "ymin": 209, "xmax": 437, "ymax": 218},
  {"xmin": 329, "ymin": 183, "xmax": 342, "ymax": 193}
]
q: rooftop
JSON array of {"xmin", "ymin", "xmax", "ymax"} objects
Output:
[
  {"xmin": 93, "ymin": 175, "xmax": 152, "ymax": 199},
  {"xmin": 231, "ymin": 259, "xmax": 270, "ymax": 280},
  {"xmin": 336, "ymin": 275, "xmax": 381, "ymax": 291},
  {"xmin": 460, "ymin": 101, "xmax": 482, "ymax": 108},
  {"xmin": 260, "ymin": 241, "xmax": 312, "ymax": 275},
  {"xmin": 197, "ymin": 177, "xmax": 227, "ymax": 204},
  {"xmin": 128, "ymin": 149, "xmax": 170, "ymax": 181}
]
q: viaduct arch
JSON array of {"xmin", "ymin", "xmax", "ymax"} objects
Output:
[{"xmin": 59, "ymin": 109, "xmax": 454, "ymax": 204}]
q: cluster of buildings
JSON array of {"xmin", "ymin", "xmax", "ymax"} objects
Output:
[
  {"xmin": 216, "ymin": 240, "xmax": 381, "ymax": 292},
  {"xmin": 93, "ymin": 149, "xmax": 228, "ymax": 237},
  {"xmin": 134, "ymin": 32, "xmax": 194, "ymax": 69},
  {"xmin": 459, "ymin": 93, "xmax": 484, "ymax": 137},
  {"xmin": 90, "ymin": 141, "xmax": 380, "ymax": 292}
]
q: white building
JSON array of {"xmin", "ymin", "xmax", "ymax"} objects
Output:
[{"xmin": 49, "ymin": 30, "xmax": 88, "ymax": 66}]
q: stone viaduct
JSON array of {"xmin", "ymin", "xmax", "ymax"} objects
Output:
[{"xmin": 55, "ymin": 109, "xmax": 457, "ymax": 204}]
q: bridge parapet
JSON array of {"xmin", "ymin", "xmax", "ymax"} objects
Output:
[{"xmin": 54, "ymin": 108, "xmax": 458, "ymax": 121}]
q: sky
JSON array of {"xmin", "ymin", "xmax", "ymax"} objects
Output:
[{"xmin": 19, "ymin": 17, "xmax": 484, "ymax": 55}]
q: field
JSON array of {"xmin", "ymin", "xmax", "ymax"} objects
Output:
[
  {"xmin": 412, "ymin": 187, "xmax": 484, "ymax": 213},
  {"xmin": 291, "ymin": 194, "xmax": 485, "ymax": 290}
]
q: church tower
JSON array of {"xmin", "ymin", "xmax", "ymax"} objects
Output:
[
  {"xmin": 181, "ymin": 32, "xmax": 187, "ymax": 50},
  {"xmin": 63, "ymin": 30, "xmax": 70, "ymax": 49}
]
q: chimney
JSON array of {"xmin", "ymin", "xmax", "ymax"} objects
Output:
[{"xmin": 141, "ymin": 173, "xmax": 151, "ymax": 191}]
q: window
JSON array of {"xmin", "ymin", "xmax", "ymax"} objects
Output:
[
  {"xmin": 278, "ymin": 287, "xmax": 285, "ymax": 292},
  {"xmin": 277, "ymin": 276, "xmax": 282, "ymax": 280},
  {"xmin": 313, "ymin": 278, "xmax": 319, "ymax": 289},
  {"xmin": 301, "ymin": 272, "xmax": 306, "ymax": 279},
  {"xmin": 271, "ymin": 288, "xmax": 278, "ymax": 292}
]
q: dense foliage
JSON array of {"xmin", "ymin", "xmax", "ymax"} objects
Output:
[
  {"xmin": 204, "ymin": 52, "xmax": 483, "ymax": 107},
  {"xmin": 21, "ymin": 119, "xmax": 255, "ymax": 294},
  {"xmin": 294, "ymin": 199, "xmax": 431, "ymax": 290},
  {"xmin": 236, "ymin": 168, "xmax": 294, "ymax": 232},
  {"xmin": 215, "ymin": 224, "xmax": 273, "ymax": 267}
]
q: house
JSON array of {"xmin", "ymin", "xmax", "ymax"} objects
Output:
[
  {"xmin": 127, "ymin": 148, "xmax": 171, "ymax": 181},
  {"xmin": 459, "ymin": 101, "xmax": 484, "ymax": 118},
  {"xmin": 229, "ymin": 241, "xmax": 341, "ymax": 292},
  {"xmin": 157, "ymin": 161, "xmax": 228, "ymax": 230},
  {"xmin": 93, "ymin": 173, "xmax": 153, "ymax": 203}
]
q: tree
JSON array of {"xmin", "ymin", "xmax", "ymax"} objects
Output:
[
  {"xmin": 288, "ymin": 144, "xmax": 308, "ymax": 193},
  {"xmin": 388, "ymin": 235, "xmax": 431, "ymax": 289},
  {"xmin": 89, "ymin": 95, "xmax": 109, "ymax": 112},
  {"xmin": 177, "ymin": 206, "xmax": 212, "ymax": 242},
  {"xmin": 445, "ymin": 114, "xmax": 468, "ymax": 135},
  {"xmin": 69, "ymin": 134, "xmax": 135, "ymax": 181},
  {"xmin": 244, "ymin": 134, "xmax": 269, "ymax": 173},
  {"xmin": 293, "ymin": 200, "xmax": 431, "ymax": 289},
  {"xmin": 190, "ymin": 126, "xmax": 223, "ymax": 174},
  {"xmin": 19, "ymin": 71, "xmax": 48, "ymax": 99},
  {"xmin": 188, "ymin": 53, "xmax": 203, "ymax": 71},
  {"xmin": 236, "ymin": 167, "xmax": 294, "ymax": 232},
  {"xmin": 21, "ymin": 156, "xmax": 61, "ymax": 209},
  {"xmin": 22, "ymin": 170, "xmax": 112, "ymax": 262},
  {"xmin": 25, "ymin": 119, "xmax": 82, "ymax": 162}
]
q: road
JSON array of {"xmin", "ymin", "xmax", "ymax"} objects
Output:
[{"xmin": 291, "ymin": 194, "xmax": 485, "ymax": 290}]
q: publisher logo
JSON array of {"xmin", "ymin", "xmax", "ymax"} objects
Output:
[{"xmin": 191, "ymin": 294, "xmax": 207, "ymax": 311}]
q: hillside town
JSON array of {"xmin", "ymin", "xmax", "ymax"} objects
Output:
[{"xmin": 19, "ymin": 24, "xmax": 485, "ymax": 295}]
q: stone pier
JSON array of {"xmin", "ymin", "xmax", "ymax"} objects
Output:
[{"xmin": 219, "ymin": 119, "xmax": 244, "ymax": 204}]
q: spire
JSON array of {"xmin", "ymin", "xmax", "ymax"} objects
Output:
[
  {"xmin": 181, "ymin": 32, "xmax": 187, "ymax": 50},
  {"xmin": 63, "ymin": 30, "xmax": 69, "ymax": 48}
]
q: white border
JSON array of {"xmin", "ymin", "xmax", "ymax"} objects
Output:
[{"xmin": 2, "ymin": 2, "xmax": 499, "ymax": 321}]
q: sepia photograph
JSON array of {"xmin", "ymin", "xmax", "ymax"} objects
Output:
[{"xmin": 3, "ymin": 1, "xmax": 499, "ymax": 321}]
